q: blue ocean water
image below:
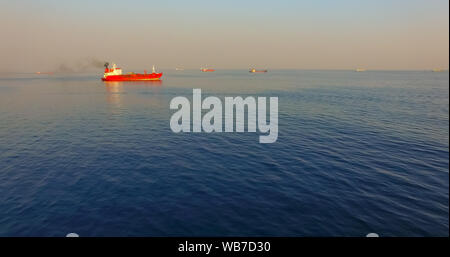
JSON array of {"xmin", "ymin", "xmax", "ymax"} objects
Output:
[{"xmin": 0, "ymin": 70, "xmax": 448, "ymax": 236}]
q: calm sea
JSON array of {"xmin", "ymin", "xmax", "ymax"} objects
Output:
[{"xmin": 0, "ymin": 70, "xmax": 448, "ymax": 236}]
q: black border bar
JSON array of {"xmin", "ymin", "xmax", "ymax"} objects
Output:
[{"xmin": 0, "ymin": 237, "xmax": 448, "ymax": 256}]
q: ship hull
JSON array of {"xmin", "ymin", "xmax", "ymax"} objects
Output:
[{"xmin": 102, "ymin": 73, "xmax": 163, "ymax": 81}]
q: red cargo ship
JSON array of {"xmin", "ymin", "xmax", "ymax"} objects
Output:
[
  {"xmin": 102, "ymin": 63, "xmax": 162, "ymax": 81},
  {"xmin": 201, "ymin": 67, "xmax": 215, "ymax": 72}
]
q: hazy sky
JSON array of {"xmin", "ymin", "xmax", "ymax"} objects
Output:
[{"xmin": 0, "ymin": 0, "xmax": 448, "ymax": 71}]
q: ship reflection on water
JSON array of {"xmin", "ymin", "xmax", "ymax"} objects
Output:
[
  {"xmin": 104, "ymin": 82, "xmax": 124, "ymax": 110},
  {"xmin": 104, "ymin": 80, "xmax": 162, "ymax": 88},
  {"xmin": 104, "ymin": 80, "xmax": 163, "ymax": 112}
]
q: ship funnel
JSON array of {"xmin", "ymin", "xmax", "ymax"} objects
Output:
[{"xmin": 104, "ymin": 62, "xmax": 109, "ymax": 69}]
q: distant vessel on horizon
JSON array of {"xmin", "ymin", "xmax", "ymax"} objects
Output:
[
  {"xmin": 432, "ymin": 68, "xmax": 444, "ymax": 72},
  {"xmin": 175, "ymin": 68, "xmax": 184, "ymax": 71},
  {"xmin": 355, "ymin": 68, "xmax": 366, "ymax": 72},
  {"xmin": 201, "ymin": 67, "xmax": 215, "ymax": 72},
  {"xmin": 249, "ymin": 68, "xmax": 268, "ymax": 73},
  {"xmin": 102, "ymin": 63, "xmax": 162, "ymax": 81}
]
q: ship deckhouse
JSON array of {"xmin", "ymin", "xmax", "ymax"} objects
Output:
[{"xmin": 104, "ymin": 63, "xmax": 122, "ymax": 78}]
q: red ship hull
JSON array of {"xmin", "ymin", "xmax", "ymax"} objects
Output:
[
  {"xmin": 102, "ymin": 73, "xmax": 163, "ymax": 81},
  {"xmin": 201, "ymin": 69, "xmax": 215, "ymax": 72}
]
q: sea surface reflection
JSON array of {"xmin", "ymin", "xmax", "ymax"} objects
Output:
[{"xmin": 0, "ymin": 70, "xmax": 448, "ymax": 236}]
